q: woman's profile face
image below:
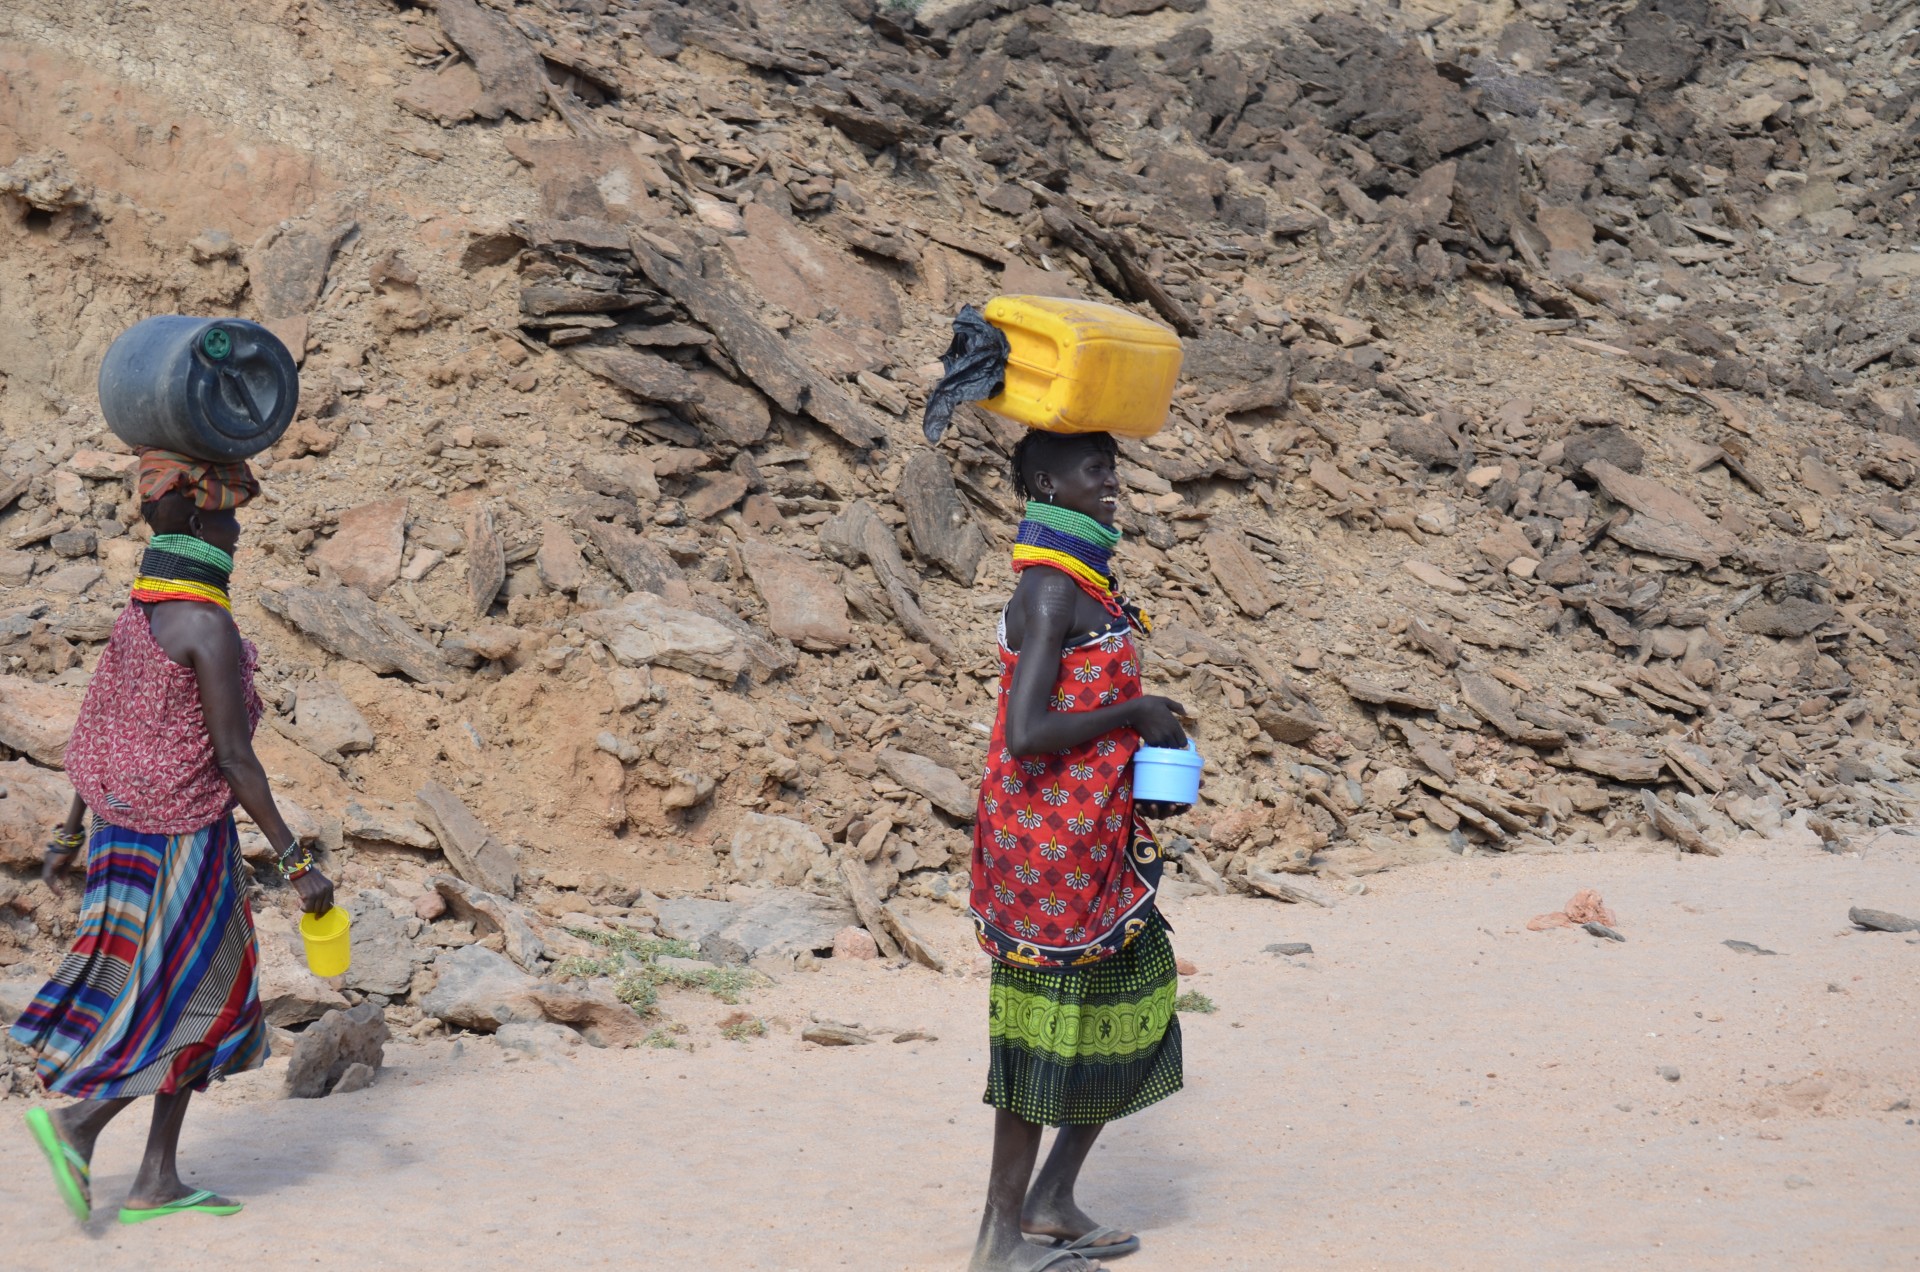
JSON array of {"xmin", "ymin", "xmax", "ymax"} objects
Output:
[
  {"xmin": 1034, "ymin": 446, "xmax": 1122, "ymax": 528},
  {"xmin": 195, "ymin": 510, "xmax": 242, "ymax": 556}
]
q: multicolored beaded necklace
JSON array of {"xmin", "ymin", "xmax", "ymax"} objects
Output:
[
  {"xmin": 131, "ymin": 533, "xmax": 234, "ymax": 611},
  {"xmin": 1011, "ymin": 500, "xmax": 1151, "ymax": 634}
]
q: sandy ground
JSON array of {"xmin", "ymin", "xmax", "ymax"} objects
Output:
[{"xmin": 3, "ymin": 837, "xmax": 1918, "ymax": 1271}]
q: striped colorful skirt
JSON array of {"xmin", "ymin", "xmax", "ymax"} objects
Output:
[
  {"xmin": 984, "ymin": 909, "xmax": 1183, "ymax": 1126},
  {"xmin": 7, "ymin": 815, "xmax": 267, "ymax": 1099}
]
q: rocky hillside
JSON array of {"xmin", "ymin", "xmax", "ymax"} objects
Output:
[{"xmin": 3, "ymin": 0, "xmax": 1919, "ymax": 1065}]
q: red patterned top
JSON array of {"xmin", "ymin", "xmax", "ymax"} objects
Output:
[
  {"xmin": 65, "ymin": 604, "xmax": 262, "ymax": 834},
  {"xmin": 969, "ymin": 581, "xmax": 1163, "ymax": 970}
]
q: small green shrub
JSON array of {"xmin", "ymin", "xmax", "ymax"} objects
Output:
[
  {"xmin": 558, "ymin": 928, "xmax": 765, "ymax": 1009},
  {"xmin": 702, "ymin": 967, "xmax": 759, "ymax": 1004},
  {"xmin": 613, "ymin": 975, "xmax": 660, "ymax": 1013},
  {"xmin": 554, "ymin": 950, "xmax": 662, "ymax": 1014},
  {"xmin": 719, "ymin": 1013, "xmax": 768, "ymax": 1042},
  {"xmin": 564, "ymin": 928, "xmax": 696, "ymax": 962},
  {"xmin": 1174, "ymin": 990, "xmax": 1217, "ymax": 1014},
  {"xmin": 553, "ymin": 954, "xmax": 618, "ymax": 980}
]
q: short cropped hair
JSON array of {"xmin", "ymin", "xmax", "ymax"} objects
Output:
[{"xmin": 1008, "ymin": 430, "xmax": 1118, "ymax": 502}]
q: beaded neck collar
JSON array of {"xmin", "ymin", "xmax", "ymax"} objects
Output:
[
  {"xmin": 1011, "ymin": 501, "xmax": 1149, "ymax": 634},
  {"xmin": 131, "ymin": 533, "xmax": 233, "ymax": 610}
]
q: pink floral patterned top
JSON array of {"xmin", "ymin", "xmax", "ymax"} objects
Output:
[{"xmin": 64, "ymin": 604, "xmax": 262, "ymax": 835}]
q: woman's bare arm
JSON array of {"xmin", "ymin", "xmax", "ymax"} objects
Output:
[
  {"xmin": 41, "ymin": 792, "xmax": 89, "ymax": 889},
  {"xmin": 1002, "ymin": 570, "xmax": 1186, "ymax": 756},
  {"xmin": 59, "ymin": 792, "xmax": 84, "ymax": 838},
  {"xmin": 163, "ymin": 605, "xmax": 334, "ymax": 913}
]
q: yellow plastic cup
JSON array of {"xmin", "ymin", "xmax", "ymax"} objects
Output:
[{"xmin": 298, "ymin": 906, "xmax": 351, "ymax": 978}]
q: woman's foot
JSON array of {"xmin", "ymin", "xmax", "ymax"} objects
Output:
[
  {"xmin": 117, "ymin": 1188, "xmax": 244, "ymax": 1224},
  {"xmin": 1021, "ymin": 1196, "xmax": 1137, "ymax": 1256},
  {"xmin": 25, "ymin": 1106, "xmax": 94, "ymax": 1220},
  {"xmin": 969, "ymin": 1231, "xmax": 1103, "ymax": 1272},
  {"xmin": 46, "ymin": 1106, "xmax": 104, "ymax": 1208},
  {"xmin": 122, "ymin": 1182, "xmax": 237, "ymax": 1212}
]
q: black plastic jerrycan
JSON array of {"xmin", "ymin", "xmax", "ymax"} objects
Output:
[{"xmin": 97, "ymin": 316, "xmax": 299, "ymax": 461}]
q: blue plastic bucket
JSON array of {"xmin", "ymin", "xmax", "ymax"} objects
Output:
[{"xmin": 1133, "ymin": 742, "xmax": 1203, "ymax": 804}]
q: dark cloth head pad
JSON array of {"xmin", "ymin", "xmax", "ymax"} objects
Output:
[{"xmin": 921, "ymin": 305, "xmax": 1011, "ymax": 443}]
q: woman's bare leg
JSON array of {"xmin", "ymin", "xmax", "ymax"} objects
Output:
[
  {"xmin": 1022, "ymin": 1123, "xmax": 1133, "ymax": 1250},
  {"xmin": 123, "ymin": 1088, "xmax": 232, "ymax": 1209},
  {"xmin": 971, "ymin": 1110, "xmax": 1101, "ymax": 1270},
  {"xmin": 48, "ymin": 1097, "xmax": 133, "ymax": 1203}
]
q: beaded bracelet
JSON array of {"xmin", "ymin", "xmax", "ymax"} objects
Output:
[
  {"xmin": 46, "ymin": 829, "xmax": 85, "ymax": 857},
  {"xmin": 277, "ymin": 846, "xmax": 316, "ymax": 881}
]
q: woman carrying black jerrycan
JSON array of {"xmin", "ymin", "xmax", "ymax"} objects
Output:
[{"xmin": 13, "ymin": 316, "xmax": 331, "ymax": 1225}]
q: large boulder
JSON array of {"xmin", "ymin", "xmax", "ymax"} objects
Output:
[
  {"xmin": 654, "ymin": 896, "xmax": 740, "ymax": 948},
  {"xmin": 656, "ymin": 888, "xmax": 856, "ymax": 965},
  {"xmin": 343, "ymin": 801, "xmax": 437, "ymax": 850},
  {"xmin": 712, "ymin": 889, "xmax": 856, "ymax": 965},
  {"xmin": 738, "ymin": 540, "xmax": 852, "ymax": 651},
  {"xmin": 428, "ymin": 873, "xmax": 547, "ymax": 972},
  {"xmin": 515, "ymin": 983, "xmax": 650, "ymax": 1048},
  {"xmin": 725, "ymin": 813, "xmax": 830, "ymax": 889},
  {"xmin": 0, "ymin": 975, "xmax": 40, "ymax": 1026},
  {"xmin": 896, "ymin": 451, "xmax": 987, "ymax": 584},
  {"xmin": 876, "ymin": 749, "xmax": 974, "ymax": 820},
  {"xmin": 579, "ymin": 593, "xmax": 747, "ymax": 683},
  {"xmin": 536, "ymin": 521, "xmax": 588, "ymax": 594},
  {"xmin": 0, "ymin": 677, "xmax": 82, "ymax": 767},
  {"xmin": 495, "ymin": 1020, "xmax": 581, "ymax": 1060},
  {"xmin": 415, "ymin": 782, "xmax": 519, "ymax": 898},
  {"xmin": 294, "ymin": 677, "xmax": 374, "ymax": 755},
  {"xmin": 310, "ymin": 498, "xmax": 407, "ymax": 597},
  {"xmin": 255, "ymin": 923, "xmax": 351, "ymax": 1027},
  {"xmin": 286, "ymin": 1002, "xmax": 389, "ymax": 1099},
  {"xmin": 258, "ymin": 584, "xmax": 448, "ymax": 683},
  {"xmin": 419, "ymin": 944, "xmax": 538, "ymax": 1032},
  {"xmin": 419, "ymin": 944, "xmax": 644, "ymax": 1046},
  {"xmin": 724, "ymin": 201, "xmax": 901, "ymax": 332},
  {"xmin": 341, "ymin": 891, "xmax": 425, "ymax": 997},
  {"xmin": 0, "ymin": 760, "xmax": 73, "ymax": 871}
]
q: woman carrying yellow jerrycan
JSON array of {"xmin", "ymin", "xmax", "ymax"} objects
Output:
[
  {"xmin": 10, "ymin": 446, "xmax": 335, "ymax": 1226},
  {"xmin": 927, "ymin": 296, "xmax": 1196, "ymax": 1271}
]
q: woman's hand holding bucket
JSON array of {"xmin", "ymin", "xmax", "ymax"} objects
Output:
[
  {"xmin": 290, "ymin": 866, "xmax": 335, "ymax": 916},
  {"xmin": 1127, "ymin": 695, "xmax": 1191, "ymax": 749}
]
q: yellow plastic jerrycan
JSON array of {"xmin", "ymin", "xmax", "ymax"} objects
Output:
[{"xmin": 977, "ymin": 296, "xmax": 1184, "ymax": 438}]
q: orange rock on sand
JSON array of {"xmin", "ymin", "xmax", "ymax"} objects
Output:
[{"xmin": 1526, "ymin": 888, "xmax": 1617, "ymax": 931}]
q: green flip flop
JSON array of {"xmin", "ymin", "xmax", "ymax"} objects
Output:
[
  {"xmin": 24, "ymin": 1106, "xmax": 91, "ymax": 1223},
  {"xmin": 118, "ymin": 1190, "xmax": 244, "ymax": 1224}
]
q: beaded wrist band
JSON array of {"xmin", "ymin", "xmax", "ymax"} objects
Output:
[
  {"xmin": 47, "ymin": 830, "xmax": 84, "ymax": 856},
  {"xmin": 277, "ymin": 845, "xmax": 316, "ymax": 881}
]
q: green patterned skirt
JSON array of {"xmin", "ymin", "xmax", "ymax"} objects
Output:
[{"xmin": 984, "ymin": 909, "xmax": 1183, "ymax": 1126}]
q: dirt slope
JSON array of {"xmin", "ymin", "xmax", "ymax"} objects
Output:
[{"xmin": 0, "ymin": 0, "xmax": 1917, "ymax": 1085}]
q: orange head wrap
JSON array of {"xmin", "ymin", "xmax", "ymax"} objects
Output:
[{"xmin": 134, "ymin": 448, "xmax": 259, "ymax": 511}]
